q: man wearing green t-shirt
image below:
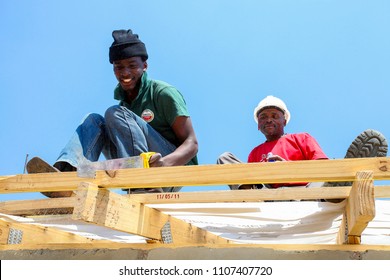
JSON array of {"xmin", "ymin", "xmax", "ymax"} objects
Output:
[{"xmin": 27, "ymin": 29, "xmax": 198, "ymax": 197}]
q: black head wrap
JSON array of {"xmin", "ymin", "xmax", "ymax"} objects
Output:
[{"xmin": 109, "ymin": 29, "xmax": 148, "ymax": 63}]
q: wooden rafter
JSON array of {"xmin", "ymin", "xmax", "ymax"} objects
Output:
[
  {"xmin": 2, "ymin": 186, "xmax": 390, "ymax": 216},
  {"xmin": 0, "ymin": 218, "xmax": 108, "ymax": 245},
  {"xmin": 337, "ymin": 171, "xmax": 376, "ymax": 244},
  {"xmin": 0, "ymin": 158, "xmax": 389, "ymax": 248},
  {"xmin": 72, "ymin": 182, "xmax": 232, "ymax": 245},
  {"xmin": 130, "ymin": 186, "xmax": 390, "ymax": 204},
  {"xmin": 0, "ymin": 157, "xmax": 389, "ymax": 194},
  {"xmin": 0, "ymin": 197, "xmax": 75, "ymax": 216}
]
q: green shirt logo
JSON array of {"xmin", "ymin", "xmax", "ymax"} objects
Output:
[{"xmin": 141, "ymin": 109, "xmax": 154, "ymax": 122}]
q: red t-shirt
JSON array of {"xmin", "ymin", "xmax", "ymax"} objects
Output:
[{"xmin": 248, "ymin": 133, "xmax": 328, "ymax": 188}]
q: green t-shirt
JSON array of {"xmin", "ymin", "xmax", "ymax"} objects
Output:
[{"xmin": 114, "ymin": 72, "xmax": 198, "ymax": 165}]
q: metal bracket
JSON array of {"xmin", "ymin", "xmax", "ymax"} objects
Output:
[
  {"xmin": 8, "ymin": 228, "xmax": 23, "ymax": 244},
  {"xmin": 161, "ymin": 221, "xmax": 173, "ymax": 244},
  {"xmin": 344, "ymin": 211, "xmax": 349, "ymax": 243}
]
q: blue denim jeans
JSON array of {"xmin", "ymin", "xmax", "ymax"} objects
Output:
[{"xmin": 56, "ymin": 105, "xmax": 179, "ymax": 192}]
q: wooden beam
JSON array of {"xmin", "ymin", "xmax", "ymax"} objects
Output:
[
  {"xmin": 72, "ymin": 182, "xmax": 232, "ymax": 245},
  {"xmin": 129, "ymin": 185, "xmax": 390, "ymax": 204},
  {"xmin": 1, "ymin": 186, "xmax": 390, "ymax": 216},
  {"xmin": 96, "ymin": 157, "xmax": 390, "ymax": 189},
  {"xmin": 0, "ymin": 172, "xmax": 91, "ymax": 194},
  {"xmin": 337, "ymin": 171, "xmax": 376, "ymax": 244},
  {"xmin": 0, "ymin": 197, "xmax": 75, "ymax": 216},
  {"xmin": 2, "ymin": 242, "xmax": 390, "ymax": 254},
  {"xmin": 374, "ymin": 185, "xmax": 390, "ymax": 198},
  {"xmin": 0, "ymin": 218, "xmax": 107, "ymax": 245},
  {"xmin": 129, "ymin": 187, "xmax": 353, "ymax": 204},
  {"xmin": 0, "ymin": 157, "xmax": 389, "ymax": 194}
]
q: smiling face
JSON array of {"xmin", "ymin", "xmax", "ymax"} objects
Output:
[
  {"xmin": 257, "ymin": 107, "xmax": 286, "ymax": 141},
  {"xmin": 113, "ymin": 56, "xmax": 147, "ymax": 97}
]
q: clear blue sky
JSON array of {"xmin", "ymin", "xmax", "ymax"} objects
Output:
[{"xmin": 1, "ymin": 0, "xmax": 389, "ymax": 201}]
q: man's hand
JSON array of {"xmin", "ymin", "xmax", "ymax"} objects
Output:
[
  {"xmin": 267, "ymin": 154, "xmax": 286, "ymax": 162},
  {"xmin": 148, "ymin": 153, "xmax": 164, "ymax": 167}
]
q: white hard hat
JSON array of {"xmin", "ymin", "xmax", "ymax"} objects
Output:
[{"xmin": 253, "ymin": 95, "xmax": 291, "ymax": 124}]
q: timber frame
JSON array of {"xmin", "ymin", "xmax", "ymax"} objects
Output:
[{"xmin": 1, "ymin": 157, "xmax": 390, "ymax": 259}]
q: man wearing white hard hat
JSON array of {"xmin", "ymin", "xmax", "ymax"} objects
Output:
[
  {"xmin": 218, "ymin": 95, "xmax": 388, "ymax": 192},
  {"xmin": 249, "ymin": 95, "xmax": 327, "ymax": 170}
]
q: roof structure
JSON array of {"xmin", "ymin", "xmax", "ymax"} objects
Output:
[{"xmin": 1, "ymin": 157, "xmax": 390, "ymax": 259}]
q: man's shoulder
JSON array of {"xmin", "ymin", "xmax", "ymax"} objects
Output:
[
  {"xmin": 284, "ymin": 133, "xmax": 322, "ymax": 147},
  {"xmin": 150, "ymin": 79, "xmax": 176, "ymax": 91},
  {"xmin": 285, "ymin": 132, "xmax": 314, "ymax": 139},
  {"xmin": 149, "ymin": 79, "xmax": 185, "ymax": 101}
]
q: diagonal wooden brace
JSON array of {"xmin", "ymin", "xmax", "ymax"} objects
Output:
[
  {"xmin": 72, "ymin": 182, "xmax": 232, "ymax": 245},
  {"xmin": 337, "ymin": 170, "xmax": 375, "ymax": 244}
]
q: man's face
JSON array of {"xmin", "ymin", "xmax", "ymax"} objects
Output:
[
  {"xmin": 257, "ymin": 107, "xmax": 286, "ymax": 140},
  {"xmin": 113, "ymin": 56, "xmax": 147, "ymax": 92}
]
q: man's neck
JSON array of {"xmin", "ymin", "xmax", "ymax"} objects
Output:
[
  {"xmin": 124, "ymin": 80, "xmax": 141, "ymax": 103},
  {"xmin": 265, "ymin": 134, "xmax": 284, "ymax": 142},
  {"xmin": 126, "ymin": 90, "xmax": 138, "ymax": 102}
]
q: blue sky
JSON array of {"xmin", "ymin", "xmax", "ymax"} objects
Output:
[{"xmin": 1, "ymin": 0, "xmax": 389, "ymax": 201}]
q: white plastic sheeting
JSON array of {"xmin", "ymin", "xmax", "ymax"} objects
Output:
[{"xmin": 1, "ymin": 200, "xmax": 389, "ymax": 245}]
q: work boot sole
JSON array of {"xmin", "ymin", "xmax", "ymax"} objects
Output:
[
  {"xmin": 325, "ymin": 129, "xmax": 388, "ymax": 202},
  {"xmin": 26, "ymin": 157, "xmax": 59, "ymax": 174},
  {"xmin": 345, "ymin": 129, "xmax": 388, "ymax": 158},
  {"xmin": 26, "ymin": 157, "xmax": 74, "ymax": 198}
]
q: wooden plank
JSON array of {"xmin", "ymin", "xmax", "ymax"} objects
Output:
[
  {"xmin": 73, "ymin": 183, "xmax": 230, "ymax": 244},
  {"xmin": 130, "ymin": 186, "xmax": 390, "ymax": 204},
  {"xmin": 0, "ymin": 157, "xmax": 389, "ymax": 194},
  {"xmin": 0, "ymin": 187, "xmax": 354, "ymax": 217},
  {"xmin": 0, "ymin": 218, "xmax": 107, "ymax": 245},
  {"xmin": 1, "ymin": 242, "xmax": 390, "ymax": 252},
  {"xmin": 72, "ymin": 182, "xmax": 232, "ymax": 245},
  {"xmin": 1, "ymin": 186, "xmax": 390, "ymax": 216},
  {"xmin": 96, "ymin": 157, "xmax": 390, "ymax": 189},
  {"xmin": 0, "ymin": 172, "xmax": 92, "ymax": 194},
  {"xmin": 339, "ymin": 171, "xmax": 376, "ymax": 244},
  {"xmin": 346, "ymin": 171, "xmax": 376, "ymax": 244},
  {"xmin": 129, "ymin": 187, "xmax": 353, "ymax": 204},
  {"xmin": 375, "ymin": 186, "xmax": 390, "ymax": 198},
  {"xmin": 0, "ymin": 197, "xmax": 75, "ymax": 216}
]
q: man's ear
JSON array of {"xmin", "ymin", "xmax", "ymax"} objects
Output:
[{"xmin": 143, "ymin": 61, "xmax": 148, "ymax": 71}]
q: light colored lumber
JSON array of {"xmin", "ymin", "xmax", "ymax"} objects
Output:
[
  {"xmin": 1, "ymin": 242, "xmax": 390, "ymax": 253},
  {"xmin": 346, "ymin": 171, "xmax": 376, "ymax": 244},
  {"xmin": 375, "ymin": 185, "xmax": 390, "ymax": 198},
  {"xmin": 1, "ymin": 186, "xmax": 389, "ymax": 216},
  {"xmin": 130, "ymin": 187, "xmax": 353, "ymax": 204},
  {"xmin": 0, "ymin": 172, "xmax": 92, "ymax": 194},
  {"xmin": 72, "ymin": 182, "xmax": 232, "ymax": 245},
  {"xmin": 0, "ymin": 157, "xmax": 390, "ymax": 194},
  {"xmin": 96, "ymin": 157, "xmax": 390, "ymax": 189},
  {"xmin": 337, "ymin": 171, "xmax": 376, "ymax": 244},
  {"xmin": 130, "ymin": 186, "xmax": 390, "ymax": 204},
  {"xmin": 0, "ymin": 218, "xmax": 107, "ymax": 245},
  {"xmin": 0, "ymin": 197, "xmax": 75, "ymax": 216}
]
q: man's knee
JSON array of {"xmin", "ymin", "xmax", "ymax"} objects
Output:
[
  {"xmin": 104, "ymin": 105, "xmax": 121, "ymax": 122},
  {"xmin": 104, "ymin": 105, "xmax": 132, "ymax": 125},
  {"xmin": 81, "ymin": 113, "xmax": 105, "ymax": 126}
]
